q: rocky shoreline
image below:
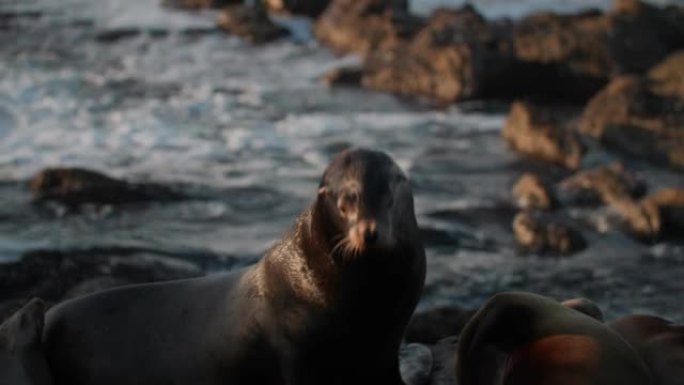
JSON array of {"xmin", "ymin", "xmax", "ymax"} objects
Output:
[{"xmin": 1, "ymin": 0, "xmax": 684, "ymax": 383}]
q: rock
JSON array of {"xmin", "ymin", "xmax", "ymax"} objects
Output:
[
  {"xmin": 359, "ymin": 6, "xmax": 515, "ymax": 104},
  {"xmin": 217, "ymin": 5, "xmax": 288, "ymax": 44},
  {"xmin": 513, "ymin": 211, "xmax": 586, "ymax": 255},
  {"xmin": 428, "ymin": 336, "xmax": 459, "ymax": 385},
  {"xmin": 95, "ymin": 28, "xmax": 142, "ymax": 43},
  {"xmin": 648, "ymin": 50, "xmax": 684, "ymax": 100},
  {"xmin": 321, "ymin": 66, "xmax": 363, "ymax": 87},
  {"xmin": 512, "ymin": 173, "xmax": 555, "ymax": 210},
  {"xmin": 502, "ymin": 101, "xmax": 585, "ymax": 169},
  {"xmin": 0, "ymin": 249, "xmax": 203, "ymax": 317},
  {"xmin": 578, "ymin": 50, "xmax": 684, "ymax": 171},
  {"xmin": 28, "ymin": 167, "xmax": 184, "ymax": 206},
  {"xmin": 313, "ymin": 0, "xmax": 420, "ymax": 55},
  {"xmin": 610, "ymin": 198, "xmax": 660, "ymax": 241},
  {"xmin": 513, "ymin": 0, "xmax": 684, "ymax": 80},
  {"xmin": 557, "ymin": 162, "xmax": 645, "ymax": 206},
  {"xmin": 579, "ymin": 74, "xmax": 684, "ymax": 171},
  {"xmin": 0, "ymin": 298, "xmax": 53, "ymax": 385},
  {"xmin": 405, "ymin": 307, "xmax": 474, "ymax": 344},
  {"xmin": 161, "ymin": 0, "xmax": 239, "ymax": 10},
  {"xmin": 264, "ymin": 0, "xmax": 332, "ymax": 17},
  {"xmin": 579, "ymin": 76, "xmax": 681, "ymax": 136},
  {"xmin": 399, "ymin": 343, "xmax": 433, "ymax": 385},
  {"xmin": 361, "ymin": 40, "xmax": 507, "ymax": 104},
  {"xmin": 636, "ymin": 188, "xmax": 684, "ymax": 240}
]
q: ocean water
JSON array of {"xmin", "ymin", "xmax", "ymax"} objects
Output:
[{"xmin": 1, "ymin": 0, "xmax": 683, "ymax": 321}]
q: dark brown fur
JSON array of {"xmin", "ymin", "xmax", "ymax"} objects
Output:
[{"xmin": 43, "ymin": 148, "xmax": 426, "ymax": 385}]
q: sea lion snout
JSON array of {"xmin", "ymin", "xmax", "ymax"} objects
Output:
[{"xmin": 349, "ymin": 217, "xmax": 394, "ymax": 251}]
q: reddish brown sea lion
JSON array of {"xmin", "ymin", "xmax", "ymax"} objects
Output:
[{"xmin": 457, "ymin": 292, "xmax": 654, "ymax": 385}]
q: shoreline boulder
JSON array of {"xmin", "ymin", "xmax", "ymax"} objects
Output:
[
  {"xmin": 513, "ymin": 211, "xmax": 586, "ymax": 256},
  {"xmin": 217, "ymin": 5, "xmax": 288, "ymax": 44},
  {"xmin": 28, "ymin": 168, "xmax": 184, "ymax": 206},
  {"xmin": 512, "ymin": 173, "xmax": 556, "ymax": 210},
  {"xmin": 313, "ymin": 0, "xmax": 420, "ymax": 55},
  {"xmin": 502, "ymin": 101, "xmax": 585, "ymax": 169}
]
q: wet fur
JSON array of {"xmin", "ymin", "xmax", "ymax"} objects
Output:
[
  {"xmin": 42, "ymin": 148, "xmax": 426, "ymax": 385},
  {"xmin": 457, "ymin": 292, "xmax": 654, "ymax": 385}
]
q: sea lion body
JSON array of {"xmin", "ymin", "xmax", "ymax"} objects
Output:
[
  {"xmin": 610, "ymin": 315, "xmax": 684, "ymax": 385},
  {"xmin": 457, "ymin": 292, "xmax": 654, "ymax": 385},
  {"xmin": 0, "ymin": 299, "xmax": 53, "ymax": 385},
  {"xmin": 43, "ymin": 149, "xmax": 426, "ymax": 385}
]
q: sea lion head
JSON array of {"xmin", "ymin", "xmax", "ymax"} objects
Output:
[{"xmin": 316, "ymin": 148, "xmax": 413, "ymax": 257}]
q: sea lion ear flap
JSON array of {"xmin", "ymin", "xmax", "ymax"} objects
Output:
[
  {"xmin": 318, "ymin": 186, "xmax": 329, "ymax": 196},
  {"xmin": 562, "ymin": 298, "xmax": 604, "ymax": 322}
]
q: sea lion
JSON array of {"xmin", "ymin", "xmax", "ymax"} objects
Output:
[
  {"xmin": 610, "ymin": 315, "xmax": 684, "ymax": 385},
  {"xmin": 0, "ymin": 299, "xmax": 53, "ymax": 385},
  {"xmin": 42, "ymin": 148, "xmax": 426, "ymax": 385},
  {"xmin": 456, "ymin": 292, "xmax": 654, "ymax": 385}
]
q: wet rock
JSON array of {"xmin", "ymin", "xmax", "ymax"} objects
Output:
[
  {"xmin": 264, "ymin": 0, "xmax": 332, "ymax": 17},
  {"xmin": 502, "ymin": 101, "xmax": 584, "ymax": 169},
  {"xmin": 512, "ymin": 173, "xmax": 555, "ymax": 210},
  {"xmin": 513, "ymin": 9, "xmax": 609, "ymax": 78},
  {"xmin": 633, "ymin": 188, "xmax": 684, "ymax": 240},
  {"xmin": 514, "ymin": 0, "xmax": 684, "ymax": 80},
  {"xmin": 0, "ymin": 248, "xmax": 203, "ymax": 321},
  {"xmin": 405, "ymin": 307, "xmax": 474, "ymax": 344},
  {"xmin": 579, "ymin": 75, "xmax": 684, "ymax": 136},
  {"xmin": 428, "ymin": 336, "xmax": 459, "ymax": 385},
  {"xmin": 359, "ymin": 6, "xmax": 515, "ymax": 104},
  {"xmin": 217, "ymin": 5, "xmax": 288, "ymax": 44},
  {"xmin": 321, "ymin": 66, "xmax": 363, "ymax": 87},
  {"xmin": 579, "ymin": 74, "xmax": 684, "ymax": 171},
  {"xmin": 513, "ymin": 211, "xmax": 586, "ymax": 255},
  {"xmin": 161, "ymin": 0, "xmax": 239, "ymax": 10},
  {"xmin": 313, "ymin": 0, "xmax": 420, "ymax": 55},
  {"xmin": 558, "ymin": 162, "xmax": 645, "ymax": 206},
  {"xmin": 399, "ymin": 343, "xmax": 433, "ymax": 385},
  {"xmin": 649, "ymin": 51, "xmax": 684, "ymax": 99},
  {"xmin": 95, "ymin": 28, "xmax": 142, "ymax": 43},
  {"xmin": 28, "ymin": 168, "xmax": 184, "ymax": 206},
  {"xmin": 610, "ymin": 198, "xmax": 661, "ymax": 241}
]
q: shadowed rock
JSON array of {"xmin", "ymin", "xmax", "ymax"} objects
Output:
[
  {"xmin": 557, "ymin": 162, "xmax": 645, "ymax": 206},
  {"xmin": 514, "ymin": 0, "xmax": 684, "ymax": 80},
  {"xmin": 161, "ymin": 0, "xmax": 240, "ymax": 10},
  {"xmin": 513, "ymin": 211, "xmax": 586, "ymax": 256},
  {"xmin": 264, "ymin": 0, "xmax": 332, "ymax": 17},
  {"xmin": 579, "ymin": 57, "xmax": 684, "ymax": 171},
  {"xmin": 314, "ymin": 0, "xmax": 420, "ymax": 55},
  {"xmin": 28, "ymin": 168, "xmax": 185, "ymax": 206},
  {"xmin": 0, "ymin": 249, "xmax": 205, "ymax": 322}
]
